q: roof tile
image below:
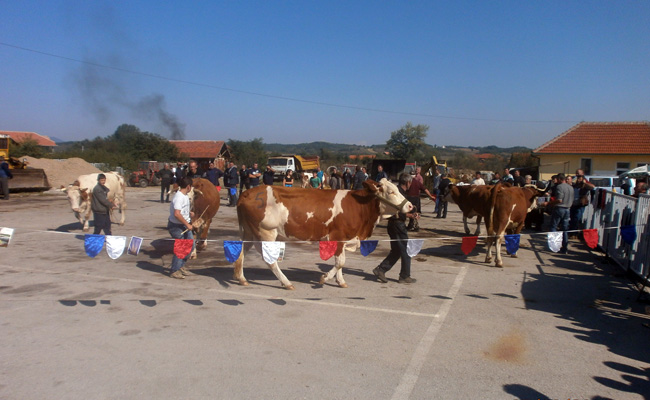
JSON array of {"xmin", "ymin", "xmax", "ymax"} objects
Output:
[{"xmin": 533, "ymin": 122, "xmax": 650, "ymax": 154}]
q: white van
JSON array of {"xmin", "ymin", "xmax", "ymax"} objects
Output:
[{"xmin": 585, "ymin": 175, "xmax": 635, "ymax": 194}]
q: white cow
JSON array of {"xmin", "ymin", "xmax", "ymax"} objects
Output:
[{"xmin": 63, "ymin": 172, "xmax": 127, "ymax": 232}]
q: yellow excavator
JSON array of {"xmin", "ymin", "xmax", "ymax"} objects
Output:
[
  {"xmin": 0, "ymin": 134, "xmax": 49, "ymax": 192},
  {"xmin": 421, "ymin": 155, "xmax": 458, "ymax": 189}
]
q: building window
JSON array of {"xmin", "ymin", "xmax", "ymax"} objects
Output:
[
  {"xmin": 580, "ymin": 158, "xmax": 592, "ymax": 175},
  {"xmin": 616, "ymin": 162, "xmax": 630, "ymax": 176},
  {"xmin": 638, "ymin": 162, "xmax": 650, "ymax": 167}
]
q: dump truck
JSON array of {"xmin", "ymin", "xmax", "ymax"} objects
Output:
[
  {"xmin": 0, "ymin": 134, "xmax": 50, "ymax": 192},
  {"xmin": 267, "ymin": 155, "xmax": 320, "ymax": 181}
]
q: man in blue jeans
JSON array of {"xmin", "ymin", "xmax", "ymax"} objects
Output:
[
  {"xmin": 168, "ymin": 177, "xmax": 195, "ymax": 279},
  {"xmin": 546, "ymin": 173, "xmax": 574, "ymax": 254}
]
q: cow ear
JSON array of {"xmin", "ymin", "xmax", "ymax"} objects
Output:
[
  {"xmin": 362, "ymin": 180, "xmax": 379, "ymax": 193},
  {"xmin": 81, "ymin": 188, "xmax": 88, "ymax": 193}
]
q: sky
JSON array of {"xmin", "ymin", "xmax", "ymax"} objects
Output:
[{"xmin": 2, "ymin": 1, "xmax": 649, "ymax": 148}]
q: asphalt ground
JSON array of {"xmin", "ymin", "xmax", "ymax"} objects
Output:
[{"xmin": 1, "ymin": 186, "xmax": 649, "ymax": 399}]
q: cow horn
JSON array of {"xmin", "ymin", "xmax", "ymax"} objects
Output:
[{"xmin": 193, "ymin": 188, "xmax": 204, "ymax": 197}]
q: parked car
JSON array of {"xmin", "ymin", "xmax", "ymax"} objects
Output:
[{"xmin": 584, "ymin": 175, "xmax": 635, "ymax": 194}]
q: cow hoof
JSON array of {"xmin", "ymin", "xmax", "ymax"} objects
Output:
[
  {"xmin": 485, "ymin": 257, "xmax": 492, "ymax": 263},
  {"xmin": 83, "ymin": 228, "xmax": 89, "ymax": 232},
  {"xmin": 510, "ymin": 253, "xmax": 518, "ymax": 258},
  {"xmin": 284, "ymin": 285, "xmax": 295, "ymax": 290},
  {"xmin": 119, "ymin": 222, "xmax": 125, "ymax": 226},
  {"xmin": 238, "ymin": 280, "xmax": 249, "ymax": 286},
  {"xmin": 197, "ymin": 243, "xmax": 207, "ymax": 251},
  {"xmin": 319, "ymin": 274, "xmax": 326, "ymax": 285},
  {"xmin": 190, "ymin": 254, "xmax": 197, "ymax": 260},
  {"xmin": 338, "ymin": 282, "xmax": 348, "ymax": 288}
]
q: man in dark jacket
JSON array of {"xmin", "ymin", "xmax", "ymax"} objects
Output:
[
  {"xmin": 226, "ymin": 162, "xmax": 239, "ymax": 206},
  {"xmin": 263, "ymin": 165, "xmax": 275, "ymax": 185},
  {"xmin": 0, "ymin": 155, "xmax": 13, "ymax": 200},
  {"xmin": 92, "ymin": 173, "xmax": 115, "ymax": 235},
  {"xmin": 157, "ymin": 163, "xmax": 175, "ymax": 203}
]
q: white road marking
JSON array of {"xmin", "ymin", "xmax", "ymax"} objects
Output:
[{"xmin": 391, "ymin": 266, "xmax": 468, "ymax": 400}]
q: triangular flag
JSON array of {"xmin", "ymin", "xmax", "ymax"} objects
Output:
[
  {"xmin": 105, "ymin": 235, "xmax": 127, "ymax": 259},
  {"xmin": 0, "ymin": 227, "xmax": 15, "ymax": 247},
  {"xmin": 407, "ymin": 239, "xmax": 424, "ymax": 257},
  {"xmin": 461, "ymin": 236, "xmax": 478, "ymax": 255},
  {"xmin": 127, "ymin": 236, "xmax": 143, "ymax": 255},
  {"xmin": 582, "ymin": 229, "xmax": 598, "ymax": 249},
  {"xmin": 319, "ymin": 241, "xmax": 338, "ymax": 260},
  {"xmin": 505, "ymin": 234, "xmax": 520, "ymax": 255},
  {"xmin": 85, "ymin": 234, "xmax": 105, "ymax": 258},
  {"xmin": 174, "ymin": 239, "xmax": 194, "ymax": 259},
  {"xmin": 262, "ymin": 241, "xmax": 285, "ymax": 264},
  {"xmin": 223, "ymin": 240, "xmax": 243, "ymax": 263},
  {"xmin": 360, "ymin": 240, "xmax": 379, "ymax": 256},
  {"xmin": 621, "ymin": 225, "xmax": 637, "ymax": 246},
  {"xmin": 548, "ymin": 232, "xmax": 563, "ymax": 253}
]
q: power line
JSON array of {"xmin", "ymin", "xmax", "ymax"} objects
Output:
[{"xmin": 1, "ymin": 42, "xmax": 578, "ymax": 124}]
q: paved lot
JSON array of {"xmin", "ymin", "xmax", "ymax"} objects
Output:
[{"xmin": 1, "ymin": 186, "xmax": 649, "ymax": 399}]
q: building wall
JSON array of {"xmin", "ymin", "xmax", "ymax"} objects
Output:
[{"xmin": 538, "ymin": 154, "xmax": 650, "ymax": 180}]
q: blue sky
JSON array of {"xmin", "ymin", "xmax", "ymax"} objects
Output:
[{"xmin": 2, "ymin": 1, "xmax": 649, "ymax": 148}]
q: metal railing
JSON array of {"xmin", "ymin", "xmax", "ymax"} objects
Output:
[{"xmin": 583, "ymin": 189, "xmax": 650, "ymax": 281}]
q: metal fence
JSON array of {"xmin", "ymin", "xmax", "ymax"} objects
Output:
[{"xmin": 583, "ymin": 190, "xmax": 650, "ymax": 282}]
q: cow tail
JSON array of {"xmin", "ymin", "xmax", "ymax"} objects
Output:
[{"xmin": 488, "ymin": 182, "xmax": 501, "ymax": 236}]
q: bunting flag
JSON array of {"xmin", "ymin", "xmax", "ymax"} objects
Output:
[
  {"xmin": 505, "ymin": 234, "xmax": 520, "ymax": 255},
  {"xmin": 360, "ymin": 240, "xmax": 379, "ymax": 256},
  {"xmin": 262, "ymin": 241, "xmax": 285, "ymax": 264},
  {"xmin": 407, "ymin": 239, "xmax": 425, "ymax": 257},
  {"xmin": 319, "ymin": 241, "xmax": 338, "ymax": 260},
  {"xmin": 105, "ymin": 235, "xmax": 127, "ymax": 259},
  {"xmin": 84, "ymin": 234, "xmax": 105, "ymax": 258},
  {"xmin": 547, "ymin": 232, "xmax": 563, "ymax": 253},
  {"xmin": 582, "ymin": 229, "xmax": 599, "ymax": 249},
  {"xmin": 173, "ymin": 239, "xmax": 194, "ymax": 259},
  {"xmin": 461, "ymin": 236, "xmax": 478, "ymax": 255},
  {"xmin": 127, "ymin": 236, "xmax": 143, "ymax": 256},
  {"xmin": 621, "ymin": 225, "xmax": 637, "ymax": 246},
  {"xmin": 229, "ymin": 187, "xmax": 237, "ymax": 196},
  {"xmin": 0, "ymin": 227, "xmax": 15, "ymax": 248},
  {"xmin": 223, "ymin": 240, "xmax": 243, "ymax": 263}
]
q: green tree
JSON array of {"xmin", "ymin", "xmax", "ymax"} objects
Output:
[
  {"xmin": 12, "ymin": 138, "xmax": 46, "ymax": 158},
  {"xmin": 227, "ymin": 138, "xmax": 267, "ymax": 166},
  {"xmin": 385, "ymin": 122, "xmax": 428, "ymax": 160}
]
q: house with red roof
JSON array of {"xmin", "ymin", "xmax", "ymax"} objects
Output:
[
  {"xmin": 533, "ymin": 122, "xmax": 650, "ymax": 180},
  {"xmin": 0, "ymin": 130, "xmax": 57, "ymax": 151},
  {"xmin": 169, "ymin": 140, "xmax": 231, "ymax": 170}
]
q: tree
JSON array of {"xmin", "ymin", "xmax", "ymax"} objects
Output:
[
  {"xmin": 227, "ymin": 138, "xmax": 267, "ymax": 166},
  {"xmin": 12, "ymin": 138, "xmax": 46, "ymax": 158},
  {"xmin": 385, "ymin": 122, "xmax": 428, "ymax": 160}
]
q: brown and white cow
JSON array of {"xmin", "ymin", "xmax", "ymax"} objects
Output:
[
  {"xmin": 233, "ymin": 178, "xmax": 413, "ymax": 289},
  {"xmin": 187, "ymin": 178, "xmax": 220, "ymax": 258},
  {"xmin": 63, "ymin": 172, "xmax": 126, "ymax": 231},
  {"xmin": 444, "ymin": 184, "xmax": 494, "ymax": 235},
  {"xmin": 484, "ymin": 183, "xmax": 542, "ymax": 267}
]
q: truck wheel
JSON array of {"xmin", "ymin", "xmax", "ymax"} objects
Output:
[{"xmin": 139, "ymin": 179, "xmax": 149, "ymax": 188}]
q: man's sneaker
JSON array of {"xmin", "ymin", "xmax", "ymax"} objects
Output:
[
  {"xmin": 398, "ymin": 277, "xmax": 417, "ymax": 284},
  {"xmin": 373, "ymin": 267, "xmax": 388, "ymax": 283},
  {"xmin": 170, "ymin": 270, "xmax": 185, "ymax": 279},
  {"xmin": 180, "ymin": 267, "xmax": 191, "ymax": 276}
]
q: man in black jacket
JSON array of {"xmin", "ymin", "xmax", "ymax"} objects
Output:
[
  {"xmin": 158, "ymin": 163, "xmax": 175, "ymax": 203},
  {"xmin": 92, "ymin": 174, "xmax": 116, "ymax": 235}
]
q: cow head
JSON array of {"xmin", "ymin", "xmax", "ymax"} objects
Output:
[
  {"xmin": 64, "ymin": 182, "xmax": 90, "ymax": 214},
  {"xmin": 364, "ymin": 178, "xmax": 413, "ymax": 218}
]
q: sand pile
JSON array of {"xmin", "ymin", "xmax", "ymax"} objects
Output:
[{"xmin": 23, "ymin": 156, "xmax": 102, "ymax": 189}]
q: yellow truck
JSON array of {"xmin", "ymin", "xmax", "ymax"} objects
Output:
[
  {"xmin": 267, "ymin": 155, "xmax": 320, "ymax": 181},
  {"xmin": 0, "ymin": 134, "xmax": 49, "ymax": 191}
]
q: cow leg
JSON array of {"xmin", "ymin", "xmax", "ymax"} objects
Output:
[
  {"xmin": 267, "ymin": 261, "xmax": 294, "ymax": 290},
  {"xmin": 474, "ymin": 216, "xmax": 482, "ymax": 236},
  {"xmin": 485, "ymin": 236, "xmax": 494, "ymax": 264},
  {"xmin": 463, "ymin": 216, "xmax": 471, "ymax": 235},
  {"xmin": 83, "ymin": 208, "xmax": 92, "ymax": 232},
  {"xmin": 233, "ymin": 242, "xmax": 254, "ymax": 286},
  {"xmin": 494, "ymin": 234, "xmax": 504, "ymax": 267},
  {"xmin": 320, "ymin": 248, "xmax": 348, "ymax": 288},
  {"xmin": 118, "ymin": 200, "xmax": 126, "ymax": 226}
]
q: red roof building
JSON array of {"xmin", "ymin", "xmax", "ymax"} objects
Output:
[
  {"xmin": 0, "ymin": 131, "xmax": 57, "ymax": 148},
  {"xmin": 170, "ymin": 140, "xmax": 231, "ymax": 170},
  {"xmin": 533, "ymin": 122, "xmax": 650, "ymax": 178}
]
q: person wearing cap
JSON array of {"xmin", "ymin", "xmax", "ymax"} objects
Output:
[{"xmin": 91, "ymin": 173, "xmax": 116, "ymax": 235}]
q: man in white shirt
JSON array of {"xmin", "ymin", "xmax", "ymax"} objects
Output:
[
  {"xmin": 471, "ymin": 171, "xmax": 485, "ymax": 185},
  {"xmin": 167, "ymin": 177, "xmax": 195, "ymax": 279}
]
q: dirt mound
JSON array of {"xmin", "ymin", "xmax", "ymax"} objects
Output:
[{"xmin": 23, "ymin": 156, "xmax": 102, "ymax": 189}]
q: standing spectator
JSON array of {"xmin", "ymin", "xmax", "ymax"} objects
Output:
[
  {"xmin": 174, "ymin": 162, "xmax": 185, "ymax": 183},
  {"xmin": 471, "ymin": 171, "xmax": 485, "ymax": 185},
  {"xmin": 372, "ymin": 173, "xmax": 419, "ymax": 284},
  {"xmin": 0, "ymin": 155, "xmax": 13, "ymax": 200},
  {"xmin": 316, "ymin": 167, "xmax": 324, "ymax": 189},
  {"xmin": 226, "ymin": 162, "xmax": 239, "ymax": 206},
  {"xmin": 205, "ymin": 161, "xmax": 224, "ymax": 190},
  {"xmin": 263, "ymin": 165, "xmax": 275, "ymax": 185},
  {"xmin": 502, "ymin": 168, "xmax": 514, "ymax": 185},
  {"xmin": 432, "ymin": 169, "xmax": 441, "ymax": 214},
  {"xmin": 353, "ymin": 166, "xmax": 366, "ymax": 189},
  {"xmin": 375, "ymin": 164, "xmax": 388, "ymax": 181},
  {"xmin": 329, "ymin": 167, "xmax": 342, "ymax": 189},
  {"xmin": 167, "ymin": 176, "xmax": 195, "ymax": 279},
  {"xmin": 565, "ymin": 175, "xmax": 573, "ymax": 186},
  {"xmin": 239, "ymin": 164, "xmax": 250, "ymax": 193},
  {"xmin": 633, "ymin": 181, "xmax": 648, "ymax": 197},
  {"xmin": 436, "ymin": 174, "xmax": 451, "ymax": 218},
  {"xmin": 249, "ymin": 163, "xmax": 261, "ymax": 188},
  {"xmin": 413, "ymin": 167, "xmax": 424, "ymax": 186},
  {"xmin": 158, "ymin": 163, "xmax": 175, "ymax": 203},
  {"xmin": 309, "ymin": 171, "xmax": 321, "ymax": 188},
  {"xmin": 185, "ymin": 160, "xmax": 204, "ymax": 180},
  {"xmin": 406, "ymin": 173, "xmax": 436, "ymax": 231},
  {"xmin": 545, "ymin": 173, "xmax": 573, "ymax": 254},
  {"xmin": 569, "ymin": 175, "xmax": 595, "ymax": 234},
  {"xmin": 91, "ymin": 173, "xmax": 116, "ymax": 235},
  {"xmin": 342, "ymin": 168, "xmax": 352, "ymax": 189},
  {"xmin": 524, "ymin": 175, "xmax": 533, "ymax": 186},
  {"xmin": 283, "ymin": 170, "xmax": 294, "ymax": 187},
  {"xmin": 513, "ymin": 170, "xmax": 526, "ymax": 187}
]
